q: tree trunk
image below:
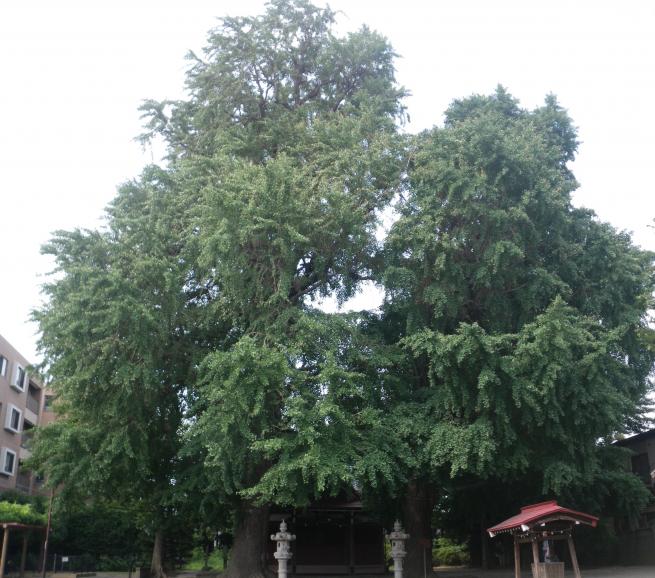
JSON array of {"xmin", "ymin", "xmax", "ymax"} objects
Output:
[
  {"xmin": 402, "ymin": 479, "xmax": 432, "ymax": 578},
  {"xmin": 150, "ymin": 528, "xmax": 167, "ymax": 578},
  {"xmin": 223, "ymin": 503, "xmax": 271, "ymax": 578}
]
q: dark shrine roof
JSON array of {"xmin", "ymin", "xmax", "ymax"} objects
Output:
[
  {"xmin": 614, "ymin": 428, "xmax": 655, "ymax": 446},
  {"xmin": 306, "ymin": 495, "xmax": 363, "ymax": 511},
  {"xmin": 487, "ymin": 500, "xmax": 598, "ymax": 537}
]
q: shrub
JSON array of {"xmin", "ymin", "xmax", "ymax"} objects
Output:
[
  {"xmin": 433, "ymin": 537, "xmax": 470, "ymax": 566},
  {"xmin": 0, "ymin": 500, "xmax": 47, "ymax": 525}
]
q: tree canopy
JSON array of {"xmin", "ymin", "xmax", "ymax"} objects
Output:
[
  {"xmin": 33, "ymin": 1, "xmax": 407, "ymax": 576},
  {"xmin": 30, "ymin": 3, "xmax": 654, "ymax": 578},
  {"xmin": 385, "ymin": 88, "xmax": 653, "ymax": 484},
  {"xmin": 378, "ymin": 87, "xmax": 654, "ymax": 574}
]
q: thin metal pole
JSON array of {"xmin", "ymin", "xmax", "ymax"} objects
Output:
[
  {"xmin": 42, "ymin": 489, "xmax": 54, "ymax": 578},
  {"xmin": 423, "ymin": 546, "xmax": 427, "ymax": 578}
]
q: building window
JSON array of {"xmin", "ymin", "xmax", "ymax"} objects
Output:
[
  {"xmin": 21, "ymin": 420, "xmax": 34, "ymax": 449},
  {"xmin": 10, "ymin": 365, "xmax": 26, "ymax": 392},
  {"xmin": 44, "ymin": 395, "xmax": 55, "ymax": 411},
  {"xmin": 4, "ymin": 405, "xmax": 22, "ymax": 434},
  {"xmin": 0, "ymin": 448, "xmax": 16, "ymax": 476},
  {"xmin": 0, "ymin": 356, "xmax": 7, "ymax": 377}
]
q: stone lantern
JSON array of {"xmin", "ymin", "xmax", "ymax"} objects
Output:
[
  {"xmin": 388, "ymin": 520, "xmax": 410, "ymax": 578},
  {"xmin": 271, "ymin": 520, "xmax": 296, "ymax": 578}
]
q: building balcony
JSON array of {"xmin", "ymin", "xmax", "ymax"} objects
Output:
[
  {"xmin": 15, "ymin": 469, "xmax": 31, "ymax": 494},
  {"xmin": 26, "ymin": 394, "xmax": 40, "ymax": 415}
]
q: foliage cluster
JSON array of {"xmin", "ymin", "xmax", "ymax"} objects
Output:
[
  {"xmin": 50, "ymin": 501, "xmax": 144, "ymax": 560},
  {"xmin": 183, "ymin": 548, "xmax": 225, "ymax": 572},
  {"xmin": 0, "ymin": 500, "xmax": 46, "ymax": 526},
  {"xmin": 432, "ymin": 537, "xmax": 471, "ymax": 567},
  {"xmin": 27, "ymin": 1, "xmax": 654, "ymax": 577}
]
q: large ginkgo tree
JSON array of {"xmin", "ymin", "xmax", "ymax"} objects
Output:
[{"xmin": 381, "ymin": 88, "xmax": 654, "ymax": 576}]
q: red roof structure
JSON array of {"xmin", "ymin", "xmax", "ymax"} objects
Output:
[
  {"xmin": 487, "ymin": 501, "xmax": 599, "ymax": 578},
  {"xmin": 487, "ymin": 500, "xmax": 598, "ymax": 537}
]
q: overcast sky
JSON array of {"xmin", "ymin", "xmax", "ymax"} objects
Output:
[{"xmin": 1, "ymin": 0, "xmax": 653, "ymax": 362}]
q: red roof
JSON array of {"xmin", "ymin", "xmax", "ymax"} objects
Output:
[{"xmin": 487, "ymin": 501, "xmax": 599, "ymax": 536}]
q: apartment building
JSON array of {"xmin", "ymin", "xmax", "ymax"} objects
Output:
[{"xmin": 0, "ymin": 332, "xmax": 53, "ymax": 495}]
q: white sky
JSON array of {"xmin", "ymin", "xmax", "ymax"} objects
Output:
[{"xmin": 1, "ymin": 0, "xmax": 653, "ymax": 362}]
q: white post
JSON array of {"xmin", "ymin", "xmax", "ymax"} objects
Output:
[
  {"xmin": 388, "ymin": 520, "xmax": 410, "ymax": 578},
  {"xmin": 271, "ymin": 520, "xmax": 296, "ymax": 578}
]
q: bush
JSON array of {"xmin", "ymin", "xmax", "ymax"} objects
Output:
[
  {"xmin": 96, "ymin": 556, "xmax": 139, "ymax": 571},
  {"xmin": 0, "ymin": 500, "xmax": 47, "ymax": 525},
  {"xmin": 0, "ymin": 490, "xmax": 47, "ymax": 511},
  {"xmin": 433, "ymin": 537, "xmax": 470, "ymax": 566},
  {"xmin": 183, "ymin": 547, "xmax": 225, "ymax": 572}
]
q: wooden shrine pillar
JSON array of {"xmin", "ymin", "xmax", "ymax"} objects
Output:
[
  {"xmin": 20, "ymin": 532, "xmax": 29, "ymax": 578},
  {"xmin": 567, "ymin": 536, "xmax": 581, "ymax": 578},
  {"xmin": 531, "ymin": 539, "xmax": 539, "ymax": 568},
  {"xmin": 0, "ymin": 526, "xmax": 10, "ymax": 578},
  {"xmin": 513, "ymin": 536, "xmax": 521, "ymax": 578}
]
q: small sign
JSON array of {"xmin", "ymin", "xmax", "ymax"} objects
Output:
[{"xmin": 62, "ymin": 557, "xmax": 69, "ymax": 563}]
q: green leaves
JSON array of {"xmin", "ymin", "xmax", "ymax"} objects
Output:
[
  {"xmin": 30, "ymin": 2, "xmax": 654, "ymax": 564},
  {"xmin": 190, "ymin": 312, "xmax": 410, "ymax": 506},
  {"xmin": 31, "ymin": 168, "xmax": 202, "ymax": 545},
  {"xmin": 34, "ymin": 7, "xmax": 410, "ymax": 555},
  {"xmin": 385, "ymin": 88, "xmax": 655, "ymax": 504},
  {"xmin": 0, "ymin": 500, "xmax": 46, "ymax": 525},
  {"xmin": 140, "ymin": 0, "xmax": 405, "ymax": 161}
]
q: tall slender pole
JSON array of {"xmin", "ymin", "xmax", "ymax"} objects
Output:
[
  {"xmin": 20, "ymin": 532, "xmax": 29, "ymax": 578},
  {"xmin": 423, "ymin": 545, "xmax": 427, "ymax": 578},
  {"xmin": 567, "ymin": 536, "xmax": 581, "ymax": 578},
  {"xmin": 513, "ymin": 536, "xmax": 521, "ymax": 578},
  {"xmin": 0, "ymin": 527, "xmax": 10, "ymax": 578},
  {"xmin": 531, "ymin": 539, "xmax": 540, "ymax": 574},
  {"xmin": 41, "ymin": 489, "xmax": 54, "ymax": 578},
  {"xmin": 349, "ymin": 511, "xmax": 355, "ymax": 574}
]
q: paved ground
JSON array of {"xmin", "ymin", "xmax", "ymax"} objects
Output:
[
  {"xmin": 26, "ymin": 568, "xmax": 655, "ymax": 578},
  {"xmin": 433, "ymin": 567, "xmax": 655, "ymax": 578}
]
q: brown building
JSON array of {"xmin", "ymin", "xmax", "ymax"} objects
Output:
[
  {"xmin": 0, "ymin": 332, "xmax": 54, "ymax": 495},
  {"xmin": 614, "ymin": 430, "xmax": 655, "ymax": 564},
  {"xmin": 268, "ymin": 495, "xmax": 386, "ymax": 575}
]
